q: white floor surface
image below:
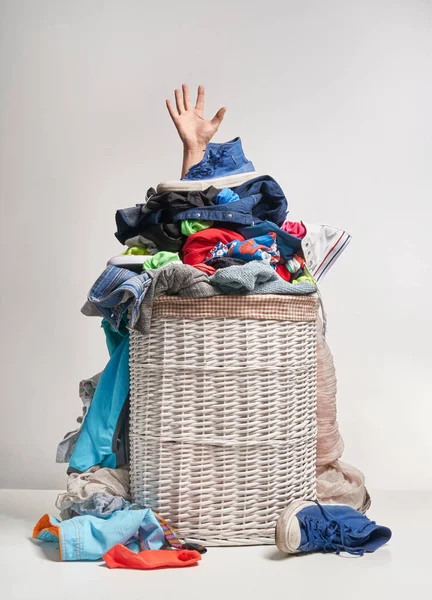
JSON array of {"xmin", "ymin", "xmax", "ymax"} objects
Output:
[{"xmin": 0, "ymin": 489, "xmax": 429, "ymax": 599}]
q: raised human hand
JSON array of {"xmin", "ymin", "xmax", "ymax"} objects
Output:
[{"xmin": 166, "ymin": 84, "xmax": 226, "ymax": 149}]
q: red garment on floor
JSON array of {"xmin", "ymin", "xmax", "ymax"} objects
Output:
[
  {"xmin": 192, "ymin": 263, "xmax": 217, "ymax": 275},
  {"xmin": 103, "ymin": 545, "xmax": 202, "ymax": 570},
  {"xmin": 281, "ymin": 220, "xmax": 306, "ymax": 239},
  {"xmin": 276, "ymin": 264, "xmax": 291, "ymax": 281},
  {"xmin": 182, "ymin": 228, "xmax": 245, "ymax": 266}
]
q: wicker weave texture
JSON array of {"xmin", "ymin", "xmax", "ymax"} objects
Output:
[{"xmin": 130, "ymin": 314, "xmax": 317, "ymax": 546}]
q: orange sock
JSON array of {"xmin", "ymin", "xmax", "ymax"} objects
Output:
[{"xmin": 103, "ymin": 545, "xmax": 202, "ymax": 570}]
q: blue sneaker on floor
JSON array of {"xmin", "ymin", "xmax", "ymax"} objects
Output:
[
  {"xmin": 275, "ymin": 500, "xmax": 392, "ymax": 556},
  {"xmin": 157, "ymin": 137, "xmax": 258, "ymax": 193}
]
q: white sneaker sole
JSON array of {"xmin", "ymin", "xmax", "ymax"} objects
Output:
[
  {"xmin": 156, "ymin": 171, "xmax": 259, "ymax": 193},
  {"xmin": 275, "ymin": 500, "xmax": 315, "ymax": 553},
  {"xmin": 107, "ymin": 255, "xmax": 147, "ymax": 267}
]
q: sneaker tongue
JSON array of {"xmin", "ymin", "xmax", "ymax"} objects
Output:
[{"xmin": 345, "ymin": 523, "xmax": 392, "ymax": 552}]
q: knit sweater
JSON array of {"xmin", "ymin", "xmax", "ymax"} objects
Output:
[{"xmin": 209, "ymin": 260, "xmax": 316, "ymax": 295}]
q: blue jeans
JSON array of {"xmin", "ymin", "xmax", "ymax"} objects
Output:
[
  {"xmin": 84, "ymin": 265, "xmax": 151, "ymax": 330},
  {"xmin": 33, "ymin": 507, "xmax": 165, "ymax": 561}
]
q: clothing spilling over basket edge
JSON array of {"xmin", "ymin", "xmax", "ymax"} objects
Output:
[{"xmin": 33, "ymin": 136, "xmax": 391, "ymax": 565}]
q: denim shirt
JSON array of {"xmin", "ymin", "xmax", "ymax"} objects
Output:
[
  {"xmin": 123, "ymin": 175, "xmax": 288, "ymax": 232},
  {"xmin": 174, "ymin": 175, "xmax": 288, "ymax": 226},
  {"xmin": 173, "ymin": 193, "xmax": 261, "ymax": 226}
]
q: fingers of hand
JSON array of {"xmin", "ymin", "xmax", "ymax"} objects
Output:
[
  {"xmin": 174, "ymin": 88, "xmax": 184, "ymax": 114},
  {"xmin": 211, "ymin": 107, "xmax": 226, "ymax": 128},
  {"xmin": 166, "ymin": 99, "xmax": 179, "ymax": 122},
  {"xmin": 195, "ymin": 85, "xmax": 205, "ymax": 112},
  {"xmin": 182, "ymin": 83, "xmax": 192, "ymax": 110}
]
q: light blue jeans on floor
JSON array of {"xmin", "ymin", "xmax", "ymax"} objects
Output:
[{"xmin": 34, "ymin": 507, "xmax": 165, "ymax": 560}]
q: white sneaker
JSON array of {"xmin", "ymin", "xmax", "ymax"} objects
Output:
[{"xmin": 302, "ymin": 223, "xmax": 351, "ymax": 281}]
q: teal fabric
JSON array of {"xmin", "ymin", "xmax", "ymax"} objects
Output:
[
  {"xmin": 215, "ymin": 188, "xmax": 240, "ymax": 204},
  {"xmin": 101, "ymin": 316, "xmax": 129, "ymax": 357},
  {"xmin": 69, "ymin": 319, "xmax": 130, "ymax": 472},
  {"xmin": 35, "ymin": 508, "xmax": 165, "ymax": 561},
  {"xmin": 35, "ymin": 528, "xmax": 58, "ymax": 543}
]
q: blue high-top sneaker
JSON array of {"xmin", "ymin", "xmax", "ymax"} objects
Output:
[
  {"xmin": 275, "ymin": 500, "xmax": 391, "ymax": 555},
  {"xmin": 157, "ymin": 137, "xmax": 258, "ymax": 193}
]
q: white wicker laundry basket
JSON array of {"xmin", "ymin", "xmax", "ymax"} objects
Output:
[{"xmin": 130, "ymin": 294, "xmax": 319, "ymax": 546}]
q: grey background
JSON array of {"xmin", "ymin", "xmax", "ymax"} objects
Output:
[{"xmin": 0, "ymin": 0, "xmax": 431, "ymax": 490}]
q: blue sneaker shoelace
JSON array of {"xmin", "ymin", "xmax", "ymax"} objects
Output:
[
  {"xmin": 303, "ymin": 501, "xmax": 369, "ymax": 556},
  {"xmin": 186, "ymin": 148, "xmax": 235, "ymax": 179}
]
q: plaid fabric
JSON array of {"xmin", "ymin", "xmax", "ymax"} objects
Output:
[{"xmin": 152, "ymin": 294, "xmax": 319, "ymax": 322}]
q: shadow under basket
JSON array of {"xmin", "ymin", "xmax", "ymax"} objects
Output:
[{"xmin": 129, "ymin": 294, "xmax": 319, "ymax": 546}]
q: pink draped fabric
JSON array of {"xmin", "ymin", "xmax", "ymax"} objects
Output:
[
  {"xmin": 317, "ymin": 461, "xmax": 371, "ymax": 513},
  {"xmin": 316, "ymin": 321, "xmax": 344, "ymax": 466},
  {"xmin": 315, "ymin": 320, "xmax": 369, "ymax": 512}
]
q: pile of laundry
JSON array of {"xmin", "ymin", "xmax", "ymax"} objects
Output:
[
  {"xmin": 81, "ymin": 178, "xmax": 323, "ymax": 335},
  {"xmin": 32, "ymin": 137, "xmax": 391, "ymax": 565},
  {"xmin": 33, "ymin": 466, "xmax": 205, "ymax": 567}
]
